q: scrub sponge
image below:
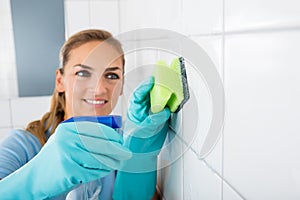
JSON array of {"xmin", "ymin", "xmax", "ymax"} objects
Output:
[{"xmin": 150, "ymin": 57, "xmax": 190, "ymax": 113}]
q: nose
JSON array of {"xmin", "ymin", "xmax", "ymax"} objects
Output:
[{"xmin": 93, "ymin": 76, "xmax": 108, "ymax": 96}]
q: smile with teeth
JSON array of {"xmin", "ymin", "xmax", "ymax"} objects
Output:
[{"xmin": 84, "ymin": 99, "xmax": 107, "ymax": 105}]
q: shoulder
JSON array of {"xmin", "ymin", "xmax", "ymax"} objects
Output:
[
  {"xmin": 1, "ymin": 129, "xmax": 42, "ymax": 152},
  {"xmin": 0, "ymin": 129, "xmax": 42, "ymax": 178}
]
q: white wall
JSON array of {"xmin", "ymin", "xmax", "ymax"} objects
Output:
[
  {"xmin": 0, "ymin": 0, "xmax": 51, "ymax": 142},
  {"xmin": 0, "ymin": 0, "xmax": 18, "ymax": 99},
  {"xmin": 0, "ymin": 96, "xmax": 51, "ymax": 143},
  {"xmin": 1, "ymin": 0, "xmax": 300, "ymax": 199}
]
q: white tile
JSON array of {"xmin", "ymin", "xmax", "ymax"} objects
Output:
[
  {"xmin": 0, "ymin": 0, "xmax": 13, "ymax": 30},
  {"xmin": 0, "ymin": 79, "xmax": 18, "ymax": 99},
  {"xmin": 0, "ymin": 100, "xmax": 12, "ymax": 128},
  {"xmin": 225, "ymin": 0, "xmax": 300, "ymax": 31},
  {"xmin": 181, "ymin": 74, "xmax": 212, "ymax": 154},
  {"xmin": 90, "ymin": 0, "xmax": 119, "ymax": 35},
  {"xmin": 182, "ymin": 0, "xmax": 223, "ymax": 35},
  {"xmin": 190, "ymin": 36, "xmax": 223, "ymax": 70},
  {"xmin": 8, "ymin": 79, "xmax": 18, "ymax": 98},
  {"xmin": 124, "ymin": 48, "xmax": 158, "ymax": 75},
  {"xmin": 224, "ymin": 31, "xmax": 300, "ymax": 199},
  {"xmin": 158, "ymin": 129, "xmax": 183, "ymax": 200},
  {"xmin": 179, "ymin": 36, "xmax": 223, "ymax": 173},
  {"xmin": 0, "ymin": 128, "xmax": 12, "ymax": 143},
  {"xmin": 11, "ymin": 96, "xmax": 51, "ymax": 127},
  {"xmin": 204, "ymin": 135, "xmax": 223, "ymax": 175},
  {"xmin": 0, "ymin": 80, "xmax": 10, "ymax": 99},
  {"xmin": 119, "ymin": 0, "xmax": 182, "ymax": 34},
  {"xmin": 159, "ymin": 157, "xmax": 183, "ymax": 200},
  {"xmin": 64, "ymin": 0, "xmax": 90, "ymax": 37},
  {"xmin": 0, "ymin": 29, "xmax": 15, "ymax": 62},
  {"xmin": 222, "ymin": 180, "xmax": 244, "ymax": 200},
  {"xmin": 183, "ymin": 149, "xmax": 222, "ymax": 200},
  {"xmin": 0, "ymin": 61, "xmax": 17, "ymax": 80}
]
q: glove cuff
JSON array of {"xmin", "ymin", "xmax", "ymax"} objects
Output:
[{"xmin": 118, "ymin": 151, "xmax": 159, "ymax": 173}]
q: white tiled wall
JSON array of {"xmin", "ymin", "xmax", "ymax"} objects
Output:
[
  {"xmin": 0, "ymin": 99, "xmax": 12, "ymax": 142},
  {"xmin": 225, "ymin": 0, "xmax": 300, "ymax": 31},
  {"xmin": 0, "ymin": 96, "xmax": 51, "ymax": 143},
  {"xmin": 224, "ymin": 31, "xmax": 300, "ymax": 199},
  {"xmin": 10, "ymin": 96, "xmax": 51, "ymax": 128},
  {"xmin": 183, "ymin": 149, "xmax": 222, "ymax": 200},
  {"xmin": 64, "ymin": 0, "xmax": 120, "ymax": 37},
  {"xmin": 114, "ymin": 0, "xmax": 300, "ymax": 199},
  {"xmin": 159, "ymin": 130, "xmax": 184, "ymax": 200},
  {"xmin": 119, "ymin": 0, "xmax": 183, "ymax": 34},
  {"xmin": 0, "ymin": 100, "xmax": 12, "ymax": 128},
  {"xmin": 2, "ymin": 0, "xmax": 300, "ymax": 199},
  {"xmin": 182, "ymin": 0, "xmax": 223, "ymax": 35},
  {"xmin": 0, "ymin": 0, "xmax": 18, "ymax": 99}
]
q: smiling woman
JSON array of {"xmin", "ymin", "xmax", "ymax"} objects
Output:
[
  {"xmin": 0, "ymin": 29, "xmax": 128, "ymax": 199},
  {"xmin": 0, "ymin": 29, "xmax": 169, "ymax": 200},
  {"xmin": 27, "ymin": 29, "xmax": 125, "ymax": 146},
  {"xmin": 55, "ymin": 40, "xmax": 124, "ymax": 119}
]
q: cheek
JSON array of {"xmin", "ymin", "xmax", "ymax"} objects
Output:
[
  {"xmin": 110, "ymin": 82, "xmax": 123, "ymax": 101},
  {"xmin": 64, "ymin": 78, "xmax": 80, "ymax": 101}
]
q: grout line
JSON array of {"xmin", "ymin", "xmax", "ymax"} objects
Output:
[
  {"xmin": 169, "ymin": 126, "xmax": 246, "ymax": 199},
  {"xmin": 179, "ymin": 1, "xmax": 185, "ymax": 199},
  {"xmin": 188, "ymin": 32, "xmax": 224, "ymax": 38},
  {"xmin": 117, "ymin": 0, "xmax": 121, "ymax": 34},
  {"xmin": 180, "ymin": 0, "xmax": 184, "ymax": 35},
  {"xmin": 224, "ymin": 25, "xmax": 300, "ymax": 35},
  {"xmin": 8, "ymin": 99, "xmax": 13, "ymax": 129},
  {"xmin": 201, "ymin": 160, "xmax": 246, "ymax": 200},
  {"xmin": 63, "ymin": 0, "xmax": 69, "ymax": 39},
  {"xmin": 88, "ymin": 0, "xmax": 91, "ymax": 27},
  {"xmin": 189, "ymin": 25, "xmax": 300, "ymax": 38},
  {"xmin": 221, "ymin": 0, "xmax": 225, "ymax": 198},
  {"xmin": 180, "ymin": 103, "xmax": 184, "ymax": 200},
  {"xmin": 0, "ymin": 126, "xmax": 13, "ymax": 129}
]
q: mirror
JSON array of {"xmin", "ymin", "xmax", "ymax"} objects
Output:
[{"xmin": 10, "ymin": 0, "xmax": 65, "ymax": 97}]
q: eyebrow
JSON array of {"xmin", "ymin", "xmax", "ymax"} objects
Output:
[
  {"xmin": 73, "ymin": 64, "xmax": 93, "ymax": 70},
  {"xmin": 105, "ymin": 67, "xmax": 122, "ymax": 72},
  {"xmin": 73, "ymin": 64, "xmax": 122, "ymax": 72}
]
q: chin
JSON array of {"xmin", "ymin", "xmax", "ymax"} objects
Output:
[
  {"xmin": 91, "ymin": 109, "xmax": 110, "ymax": 116},
  {"xmin": 95, "ymin": 111, "xmax": 110, "ymax": 116}
]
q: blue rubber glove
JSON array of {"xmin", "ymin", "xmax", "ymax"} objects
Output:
[
  {"xmin": 0, "ymin": 121, "xmax": 132, "ymax": 199},
  {"xmin": 113, "ymin": 77, "xmax": 171, "ymax": 200}
]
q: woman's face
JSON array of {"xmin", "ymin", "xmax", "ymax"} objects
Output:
[{"xmin": 56, "ymin": 40, "xmax": 124, "ymax": 119}]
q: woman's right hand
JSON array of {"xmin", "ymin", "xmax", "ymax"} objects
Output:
[
  {"xmin": 0, "ymin": 121, "xmax": 132, "ymax": 199},
  {"xmin": 113, "ymin": 77, "xmax": 170, "ymax": 200}
]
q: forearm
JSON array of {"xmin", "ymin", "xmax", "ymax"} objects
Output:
[
  {"xmin": 0, "ymin": 167, "xmax": 38, "ymax": 199},
  {"xmin": 115, "ymin": 77, "xmax": 170, "ymax": 200},
  {"xmin": 113, "ymin": 170, "xmax": 157, "ymax": 200}
]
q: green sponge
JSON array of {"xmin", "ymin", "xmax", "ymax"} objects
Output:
[{"xmin": 150, "ymin": 57, "xmax": 189, "ymax": 113}]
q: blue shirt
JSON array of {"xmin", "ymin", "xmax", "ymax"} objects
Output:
[{"xmin": 0, "ymin": 129, "xmax": 115, "ymax": 199}]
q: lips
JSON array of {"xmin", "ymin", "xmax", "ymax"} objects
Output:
[{"xmin": 84, "ymin": 99, "xmax": 108, "ymax": 105}]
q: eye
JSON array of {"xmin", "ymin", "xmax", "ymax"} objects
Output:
[
  {"xmin": 105, "ymin": 73, "xmax": 120, "ymax": 80},
  {"xmin": 75, "ymin": 70, "xmax": 91, "ymax": 77}
]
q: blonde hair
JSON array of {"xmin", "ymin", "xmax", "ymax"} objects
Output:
[{"xmin": 26, "ymin": 29, "xmax": 125, "ymax": 146}]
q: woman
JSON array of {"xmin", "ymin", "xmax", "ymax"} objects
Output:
[{"xmin": 0, "ymin": 29, "xmax": 170, "ymax": 199}]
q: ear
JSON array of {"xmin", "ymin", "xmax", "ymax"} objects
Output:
[{"xmin": 56, "ymin": 69, "xmax": 65, "ymax": 92}]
